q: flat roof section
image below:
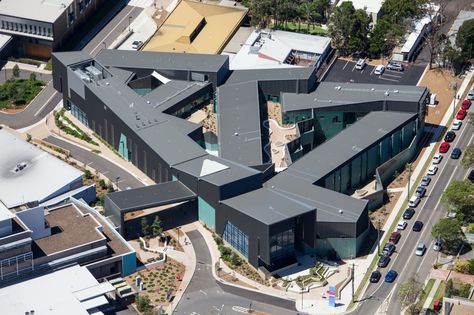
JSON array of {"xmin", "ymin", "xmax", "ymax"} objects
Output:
[
  {"xmin": 0, "ymin": 0, "xmax": 73, "ymax": 23},
  {"xmin": 225, "ymin": 67, "xmax": 316, "ymax": 85},
  {"xmin": 218, "ymin": 81, "xmax": 265, "ymax": 166},
  {"xmin": 0, "ymin": 129, "xmax": 82, "ymax": 208},
  {"xmin": 281, "ymin": 82, "xmax": 428, "ymax": 112},
  {"xmin": 143, "ymin": 0, "xmax": 247, "ymax": 54},
  {"xmin": 267, "ymin": 173, "xmax": 368, "ymax": 223},
  {"xmin": 96, "ymin": 49, "xmax": 229, "ymax": 73},
  {"xmin": 106, "ymin": 181, "xmax": 196, "ymax": 212},
  {"xmin": 0, "ymin": 265, "xmax": 113, "ymax": 315},
  {"xmin": 34, "ymin": 204, "xmax": 104, "ymax": 256},
  {"xmin": 286, "ymin": 111, "xmax": 417, "ymax": 183},
  {"xmin": 222, "ymin": 187, "xmax": 315, "ymax": 225}
]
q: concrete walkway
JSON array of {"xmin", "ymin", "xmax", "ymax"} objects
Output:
[
  {"xmin": 423, "ymin": 278, "xmax": 442, "ymax": 309},
  {"xmin": 2, "ymin": 61, "xmax": 52, "ymax": 74}
]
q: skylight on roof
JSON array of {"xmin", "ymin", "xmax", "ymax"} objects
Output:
[{"xmin": 199, "ymin": 159, "xmax": 229, "ymax": 177}]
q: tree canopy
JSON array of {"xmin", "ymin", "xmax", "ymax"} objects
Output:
[
  {"xmin": 461, "ymin": 145, "xmax": 474, "ymax": 169},
  {"xmin": 431, "ymin": 218, "xmax": 465, "ymax": 254},
  {"xmin": 397, "ymin": 277, "xmax": 423, "ymax": 315},
  {"xmin": 456, "ymin": 18, "xmax": 474, "ymax": 58},
  {"xmin": 441, "ymin": 179, "xmax": 474, "ymax": 219}
]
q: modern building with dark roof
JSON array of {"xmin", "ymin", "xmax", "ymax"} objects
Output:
[{"xmin": 52, "ymin": 50, "xmax": 429, "ymax": 272}]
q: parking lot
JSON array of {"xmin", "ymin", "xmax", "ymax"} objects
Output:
[{"xmin": 322, "ymin": 59, "xmax": 426, "ymax": 86}]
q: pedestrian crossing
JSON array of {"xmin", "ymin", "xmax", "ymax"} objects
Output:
[{"xmin": 128, "ymin": 0, "xmax": 153, "ymax": 8}]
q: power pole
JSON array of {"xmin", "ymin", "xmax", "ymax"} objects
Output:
[
  {"xmin": 406, "ymin": 163, "xmax": 412, "ymax": 202},
  {"xmin": 351, "ymin": 261, "xmax": 355, "ymax": 303},
  {"xmin": 377, "ymin": 219, "xmax": 381, "ymax": 256}
]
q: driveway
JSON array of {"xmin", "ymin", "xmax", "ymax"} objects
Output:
[
  {"xmin": 322, "ymin": 59, "xmax": 425, "ymax": 86},
  {"xmin": 174, "ymin": 230, "xmax": 296, "ymax": 315}
]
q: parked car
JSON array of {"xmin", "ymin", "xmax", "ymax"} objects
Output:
[
  {"xmin": 444, "ymin": 131, "xmax": 456, "ymax": 142},
  {"xmin": 374, "ymin": 65, "xmax": 385, "ymax": 75},
  {"xmin": 415, "ymin": 243, "xmax": 426, "ymax": 256},
  {"xmin": 378, "ymin": 254, "xmax": 391, "ymax": 267},
  {"xmin": 413, "ymin": 220, "xmax": 423, "ymax": 232},
  {"xmin": 451, "ymin": 148, "xmax": 461, "ymax": 159},
  {"xmin": 451, "ymin": 120, "xmax": 462, "ymax": 130},
  {"xmin": 421, "ymin": 176, "xmax": 431, "ymax": 186},
  {"xmin": 427, "ymin": 165, "xmax": 438, "ymax": 175},
  {"xmin": 384, "ymin": 269, "xmax": 398, "ymax": 282},
  {"xmin": 467, "ymin": 89, "xmax": 474, "ymax": 100},
  {"xmin": 397, "ymin": 220, "xmax": 407, "ymax": 230},
  {"xmin": 403, "ymin": 208, "xmax": 415, "ymax": 219},
  {"xmin": 415, "ymin": 186, "xmax": 426, "ymax": 198},
  {"xmin": 461, "ymin": 99, "xmax": 471, "ymax": 110},
  {"xmin": 387, "ymin": 62, "xmax": 404, "ymax": 71},
  {"xmin": 456, "ymin": 109, "xmax": 467, "ymax": 120},
  {"xmin": 382, "ymin": 243, "xmax": 396, "ymax": 256},
  {"xmin": 433, "ymin": 239, "xmax": 442, "ymax": 252},
  {"xmin": 468, "ymin": 170, "xmax": 474, "ymax": 182},
  {"xmin": 439, "ymin": 142, "xmax": 450, "ymax": 153},
  {"xmin": 389, "ymin": 231, "xmax": 401, "ymax": 244},
  {"xmin": 370, "ymin": 270, "xmax": 382, "ymax": 283},
  {"xmin": 408, "ymin": 195, "xmax": 421, "ymax": 208},
  {"xmin": 355, "ymin": 58, "xmax": 366, "ymax": 70},
  {"xmin": 131, "ymin": 40, "xmax": 143, "ymax": 50},
  {"xmin": 432, "ymin": 153, "xmax": 443, "ymax": 164}
]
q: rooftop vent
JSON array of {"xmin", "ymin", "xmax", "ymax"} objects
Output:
[
  {"xmin": 339, "ymin": 209, "xmax": 343, "ymax": 214},
  {"xmin": 371, "ymin": 88, "xmax": 375, "ymax": 91},
  {"xmin": 12, "ymin": 162, "xmax": 28, "ymax": 173},
  {"xmin": 394, "ymin": 90, "xmax": 399, "ymax": 93},
  {"xmin": 334, "ymin": 86, "xmax": 341, "ymax": 91},
  {"xmin": 234, "ymin": 132, "xmax": 239, "ymax": 136}
]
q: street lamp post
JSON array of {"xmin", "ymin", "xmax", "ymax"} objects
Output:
[
  {"xmin": 377, "ymin": 219, "xmax": 382, "ymax": 256},
  {"xmin": 102, "ymin": 41, "xmax": 106, "ymax": 50},
  {"xmin": 115, "ymin": 176, "xmax": 120, "ymax": 191},
  {"xmin": 128, "ymin": 16, "xmax": 132, "ymax": 31},
  {"xmin": 406, "ymin": 163, "xmax": 412, "ymax": 202},
  {"xmin": 450, "ymin": 81, "xmax": 458, "ymax": 119}
]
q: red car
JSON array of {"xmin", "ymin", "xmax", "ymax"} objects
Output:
[
  {"xmin": 389, "ymin": 231, "xmax": 401, "ymax": 244},
  {"xmin": 439, "ymin": 142, "xmax": 450, "ymax": 153},
  {"xmin": 461, "ymin": 99, "xmax": 471, "ymax": 110},
  {"xmin": 457, "ymin": 109, "xmax": 467, "ymax": 120}
]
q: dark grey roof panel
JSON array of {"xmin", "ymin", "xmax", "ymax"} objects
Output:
[
  {"xmin": 53, "ymin": 51, "xmax": 92, "ymax": 66},
  {"xmin": 107, "ymin": 67, "xmax": 135, "ymax": 83},
  {"xmin": 218, "ymin": 81, "xmax": 264, "ymax": 166},
  {"xmin": 107, "ymin": 181, "xmax": 196, "ymax": 212},
  {"xmin": 96, "ymin": 49, "xmax": 229, "ymax": 72},
  {"xmin": 225, "ymin": 67, "xmax": 316, "ymax": 85},
  {"xmin": 266, "ymin": 173, "xmax": 367, "ymax": 223},
  {"xmin": 222, "ymin": 187, "xmax": 315, "ymax": 225},
  {"xmin": 281, "ymin": 82, "xmax": 427, "ymax": 112},
  {"xmin": 287, "ymin": 111, "xmax": 417, "ymax": 183}
]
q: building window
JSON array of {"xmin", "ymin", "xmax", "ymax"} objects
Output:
[
  {"xmin": 270, "ymin": 228, "xmax": 295, "ymax": 261},
  {"xmin": 69, "ymin": 101, "xmax": 89, "ymax": 127},
  {"xmin": 223, "ymin": 221, "xmax": 249, "ymax": 259},
  {"xmin": 332, "ymin": 116, "xmax": 340, "ymax": 123}
]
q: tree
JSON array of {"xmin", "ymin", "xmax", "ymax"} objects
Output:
[
  {"xmin": 243, "ymin": 0, "xmax": 274, "ymax": 29},
  {"xmin": 468, "ymin": 112, "xmax": 474, "ymax": 126},
  {"xmin": 456, "ymin": 18, "xmax": 474, "ymax": 59},
  {"xmin": 453, "ymin": 259, "xmax": 470, "ymax": 274},
  {"xmin": 397, "ymin": 277, "xmax": 423, "ymax": 315},
  {"xmin": 445, "ymin": 279, "xmax": 455, "ymax": 298},
  {"xmin": 12, "ymin": 64, "xmax": 20, "ymax": 78},
  {"xmin": 29, "ymin": 73, "xmax": 36, "ymax": 81},
  {"xmin": 441, "ymin": 179, "xmax": 474, "ymax": 217},
  {"xmin": 141, "ymin": 217, "xmax": 150, "ymax": 238},
  {"xmin": 431, "ymin": 219, "xmax": 465, "ymax": 254},
  {"xmin": 151, "ymin": 216, "xmax": 163, "ymax": 238},
  {"xmin": 461, "ymin": 145, "xmax": 474, "ymax": 169}
]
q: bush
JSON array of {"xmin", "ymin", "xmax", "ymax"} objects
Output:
[
  {"xmin": 98, "ymin": 179, "xmax": 106, "ymax": 189},
  {"xmin": 459, "ymin": 283, "xmax": 471, "ymax": 298},
  {"xmin": 213, "ymin": 234, "xmax": 223, "ymax": 246},
  {"xmin": 135, "ymin": 294, "xmax": 151, "ymax": 312},
  {"xmin": 230, "ymin": 251, "xmax": 242, "ymax": 267},
  {"xmin": 469, "ymin": 259, "xmax": 474, "ymax": 275},
  {"xmin": 453, "ymin": 259, "xmax": 470, "ymax": 274}
]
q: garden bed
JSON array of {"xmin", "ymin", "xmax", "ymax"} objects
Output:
[{"xmin": 0, "ymin": 78, "xmax": 45, "ymax": 109}]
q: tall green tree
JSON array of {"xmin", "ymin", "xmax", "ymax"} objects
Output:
[
  {"xmin": 151, "ymin": 216, "xmax": 163, "ymax": 238},
  {"xmin": 432, "ymin": 219, "xmax": 465, "ymax": 254},
  {"xmin": 461, "ymin": 145, "xmax": 474, "ymax": 169},
  {"xmin": 397, "ymin": 277, "xmax": 423, "ymax": 315},
  {"xmin": 12, "ymin": 64, "xmax": 20, "ymax": 78},
  {"xmin": 456, "ymin": 18, "xmax": 474, "ymax": 58},
  {"xmin": 442, "ymin": 179, "xmax": 474, "ymax": 218},
  {"xmin": 141, "ymin": 217, "xmax": 150, "ymax": 238}
]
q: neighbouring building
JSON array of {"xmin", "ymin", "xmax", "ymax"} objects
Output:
[
  {"xmin": 337, "ymin": 0, "xmax": 384, "ymax": 25},
  {"xmin": 0, "ymin": 0, "xmax": 110, "ymax": 59},
  {"xmin": 52, "ymin": 49, "xmax": 429, "ymax": 274}
]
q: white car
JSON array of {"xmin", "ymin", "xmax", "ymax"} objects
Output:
[
  {"xmin": 131, "ymin": 40, "xmax": 143, "ymax": 50},
  {"xmin": 467, "ymin": 89, "xmax": 474, "ymax": 100},
  {"xmin": 408, "ymin": 196, "xmax": 421, "ymax": 208},
  {"xmin": 374, "ymin": 65, "xmax": 385, "ymax": 75},
  {"xmin": 432, "ymin": 153, "xmax": 443, "ymax": 164},
  {"xmin": 415, "ymin": 243, "xmax": 426, "ymax": 256},
  {"xmin": 451, "ymin": 120, "xmax": 462, "ymax": 130},
  {"xmin": 355, "ymin": 58, "xmax": 366, "ymax": 70},
  {"xmin": 427, "ymin": 165, "xmax": 438, "ymax": 175},
  {"xmin": 397, "ymin": 220, "xmax": 407, "ymax": 230},
  {"xmin": 433, "ymin": 239, "xmax": 442, "ymax": 252}
]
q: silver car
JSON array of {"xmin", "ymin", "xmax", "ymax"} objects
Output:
[
  {"xmin": 415, "ymin": 243, "xmax": 426, "ymax": 256},
  {"xmin": 467, "ymin": 89, "xmax": 474, "ymax": 101}
]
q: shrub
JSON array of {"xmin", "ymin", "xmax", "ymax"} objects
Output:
[
  {"xmin": 213, "ymin": 234, "xmax": 223, "ymax": 245},
  {"xmin": 469, "ymin": 259, "xmax": 474, "ymax": 275},
  {"xmin": 99, "ymin": 179, "xmax": 106, "ymax": 189},
  {"xmin": 459, "ymin": 283, "xmax": 471, "ymax": 298},
  {"xmin": 453, "ymin": 259, "xmax": 470, "ymax": 274}
]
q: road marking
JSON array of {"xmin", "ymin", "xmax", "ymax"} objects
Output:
[
  {"xmin": 383, "ymin": 73, "xmax": 402, "ymax": 79},
  {"xmin": 378, "ymin": 77, "xmax": 399, "ymax": 82},
  {"xmin": 34, "ymin": 91, "xmax": 58, "ymax": 116},
  {"xmin": 343, "ymin": 60, "xmax": 350, "ymax": 70},
  {"xmin": 232, "ymin": 306, "xmax": 250, "ymax": 313},
  {"xmin": 90, "ymin": 6, "xmax": 138, "ymax": 54},
  {"xmin": 370, "ymin": 67, "xmax": 376, "ymax": 75},
  {"xmin": 199, "ymin": 290, "xmax": 207, "ymax": 296}
]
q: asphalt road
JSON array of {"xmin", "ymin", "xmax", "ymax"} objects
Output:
[
  {"xmin": 349, "ymin": 118, "xmax": 474, "ymax": 315},
  {"xmin": 45, "ymin": 135, "xmax": 144, "ymax": 190},
  {"xmin": 174, "ymin": 230, "xmax": 296, "ymax": 315},
  {"xmin": 0, "ymin": 3, "xmax": 143, "ymax": 129}
]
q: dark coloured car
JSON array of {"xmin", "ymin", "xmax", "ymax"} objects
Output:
[
  {"xmin": 415, "ymin": 186, "xmax": 426, "ymax": 198},
  {"xmin": 389, "ymin": 231, "xmax": 401, "ymax": 244},
  {"xmin": 444, "ymin": 131, "xmax": 456, "ymax": 142},
  {"xmin": 421, "ymin": 176, "xmax": 431, "ymax": 187},
  {"xmin": 385, "ymin": 269, "xmax": 398, "ymax": 283},
  {"xmin": 469, "ymin": 170, "xmax": 474, "ymax": 183},
  {"xmin": 377, "ymin": 254, "xmax": 391, "ymax": 268},
  {"xmin": 403, "ymin": 208, "xmax": 415, "ymax": 219},
  {"xmin": 413, "ymin": 220, "xmax": 424, "ymax": 232},
  {"xmin": 382, "ymin": 243, "xmax": 396, "ymax": 256},
  {"xmin": 370, "ymin": 271, "xmax": 381, "ymax": 283},
  {"xmin": 451, "ymin": 148, "xmax": 461, "ymax": 159}
]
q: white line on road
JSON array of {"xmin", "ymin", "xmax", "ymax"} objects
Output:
[
  {"xmin": 34, "ymin": 91, "xmax": 58, "ymax": 116},
  {"xmin": 378, "ymin": 77, "xmax": 399, "ymax": 82},
  {"xmin": 383, "ymin": 73, "xmax": 403, "ymax": 79},
  {"xmin": 370, "ymin": 67, "xmax": 376, "ymax": 75},
  {"xmin": 199, "ymin": 289, "xmax": 207, "ymax": 296},
  {"xmin": 343, "ymin": 60, "xmax": 350, "ymax": 70}
]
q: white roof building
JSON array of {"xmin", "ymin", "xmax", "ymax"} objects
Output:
[
  {"xmin": 337, "ymin": 0, "xmax": 384, "ymax": 24},
  {"xmin": 0, "ymin": 128, "xmax": 82, "ymax": 208},
  {"xmin": 229, "ymin": 30, "xmax": 331, "ymax": 70},
  {"xmin": 0, "ymin": 265, "xmax": 114, "ymax": 315},
  {"xmin": 0, "ymin": 0, "xmax": 74, "ymax": 24}
]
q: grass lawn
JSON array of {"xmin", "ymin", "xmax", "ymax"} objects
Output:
[
  {"xmin": 429, "ymin": 280, "xmax": 446, "ymax": 308},
  {"xmin": 417, "ymin": 279, "xmax": 435, "ymax": 310},
  {"xmin": 273, "ymin": 22, "xmax": 328, "ymax": 36},
  {"xmin": 0, "ymin": 78, "xmax": 45, "ymax": 109}
]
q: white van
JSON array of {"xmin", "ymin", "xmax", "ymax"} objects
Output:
[
  {"xmin": 408, "ymin": 195, "xmax": 420, "ymax": 208},
  {"xmin": 355, "ymin": 59, "xmax": 366, "ymax": 70}
]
